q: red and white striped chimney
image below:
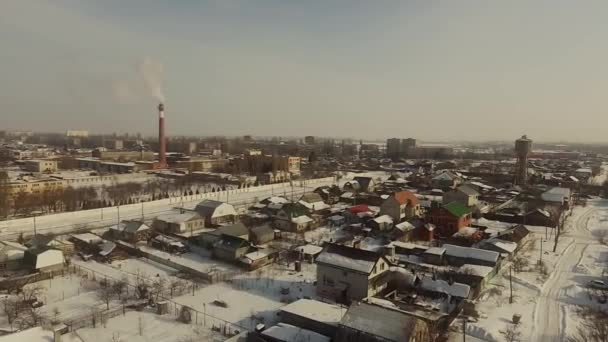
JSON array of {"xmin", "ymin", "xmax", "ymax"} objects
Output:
[{"xmin": 158, "ymin": 103, "xmax": 167, "ymax": 168}]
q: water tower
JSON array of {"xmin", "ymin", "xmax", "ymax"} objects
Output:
[{"xmin": 515, "ymin": 135, "xmax": 532, "ymax": 185}]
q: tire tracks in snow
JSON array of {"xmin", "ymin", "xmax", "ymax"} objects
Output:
[{"xmin": 531, "ymin": 207, "xmax": 595, "ymax": 341}]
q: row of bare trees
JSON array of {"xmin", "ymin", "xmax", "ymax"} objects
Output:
[{"xmin": 1, "ymin": 284, "xmax": 46, "ymax": 332}]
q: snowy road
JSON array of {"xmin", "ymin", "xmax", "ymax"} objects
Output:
[
  {"xmin": 531, "ymin": 206, "xmax": 597, "ymax": 341},
  {"xmin": 0, "ymin": 177, "xmax": 335, "ymax": 240}
]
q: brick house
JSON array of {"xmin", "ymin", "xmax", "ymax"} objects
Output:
[{"xmin": 426, "ymin": 202, "xmax": 472, "ymax": 237}]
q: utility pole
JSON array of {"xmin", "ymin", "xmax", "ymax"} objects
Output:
[
  {"xmin": 539, "ymin": 238, "xmax": 543, "ymax": 265},
  {"xmin": 141, "ymin": 202, "xmax": 144, "ymax": 220},
  {"xmin": 462, "ymin": 318, "xmax": 466, "ymax": 342},
  {"xmin": 33, "ymin": 215, "xmax": 37, "ymax": 236},
  {"xmin": 117, "ymin": 205, "xmax": 120, "ymax": 228},
  {"xmin": 509, "ymin": 266, "xmax": 513, "ymax": 304}
]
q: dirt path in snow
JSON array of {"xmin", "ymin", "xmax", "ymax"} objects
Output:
[{"xmin": 531, "ymin": 207, "xmax": 596, "ymax": 341}]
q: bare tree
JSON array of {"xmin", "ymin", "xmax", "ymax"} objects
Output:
[
  {"xmin": 568, "ymin": 308, "xmax": 608, "ymax": 342},
  {"xmin": 52, "ymin": 307, "xmax": 61, "ymax": 324},
  {"xmin": 20, "ymin": 283, "xmax": 44, "ymax": 304},
  {"xmin": 111, "ymin": 332, "xmax": 122, "ymax": 342},
  {"xmin": 1, "ymin": 298, "xmax": 21, "ymax": 331},
  {"xmin": 512, "ymin": 256, "xmax": 529, "ymax": 273},
  {"xmin": 168, "ymin": 279, "xmax": 185, "ymax": 298},
  {"xmin": 501, "ymin": 323, "xmax": 522, "ymax": 342},
  {"xmin": 135, "ymin": 275, "xmax": 150, "ymax": 300},
  {"xmin": 152, "ymin": 277, "xmax": 166, "ymax": 302},
  {"xmin": 97, "ymin": 279, "xmax": 114, "ymax": 310},
  {"xmin": 20, "ymin": 306, "xmax": 47, "ymax": 329},
  {"xmin": 112, "ymin": 279, "xmax": 128, "ymax": 301}
]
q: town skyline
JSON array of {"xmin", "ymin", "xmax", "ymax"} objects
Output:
[{"xmin": 3, "ymin": 0, "xmax": 608, "ymax": 142}]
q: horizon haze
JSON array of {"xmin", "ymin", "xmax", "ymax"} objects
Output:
[{"xmin": 2, "ymin": 0, "xmax": 608, "ymax": 142}]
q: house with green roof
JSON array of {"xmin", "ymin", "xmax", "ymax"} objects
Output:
[{"xmin": 426, "ymin": 201, "xmax": 472, "ymax": 238}]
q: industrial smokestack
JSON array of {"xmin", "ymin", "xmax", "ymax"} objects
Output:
[{"xmin": 158, "ymin": 103, "xmax": 167, "ymax": 168}]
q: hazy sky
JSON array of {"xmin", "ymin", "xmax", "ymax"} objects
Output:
[{"xmin": 2, "ymin": 0, "xmax": 608, "ymax": 142}]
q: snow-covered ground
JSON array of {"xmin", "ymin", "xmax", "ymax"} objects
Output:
[
  {"xmin": 455, "ymin": 200, "xmax": 608, "ymax": 341},
  {"xmin": 73, "ymin": 255, "xmax": 318, "ymax": 335},
  {"xmin": 0, "ymin": 177, "xmax": 335, "ymax": 240},
  {"xmin": 75, "ymin": 310, "xmax": 225, "ymax": 342},
  {"xmin": 172, "ymin": 262, "xmax": 317, "ymax": 330}
]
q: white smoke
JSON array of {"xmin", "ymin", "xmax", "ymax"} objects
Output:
[
  {"xmin": 110, "ymin": 57, "xmax": 166, "ymax": 105},
  {"xmin": 138, "ymin": 57, "xmax": 165, "ymax": 103}
]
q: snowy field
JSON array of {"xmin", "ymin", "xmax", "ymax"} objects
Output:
[
  {"xmin": 454, "ymin": 200, "xmax": 608, "ymax": 341},
  {"xmin": 172, "ymin": 262, "xmax": 317, "ymax": 331},
  {"xmin": 75, "ymin": 310, "xmax": 225, "ymax": 342},
  {"xmin": 0, "ymin": 177, "xmax": 335, "ymax": 240},
  {"xmin": 69, "ymin": 255, "xmax": 319, "ymax": 336}
]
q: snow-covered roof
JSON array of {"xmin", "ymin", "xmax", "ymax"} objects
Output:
[
  {"xmin": 0, "ymin": 327, "xmax": 53, "ymax": 342},
  {"xmin": 420, "ymin": 277, "xmax": 470, "ymax": 298},
  {"xmin": 71, "ymin": 233, "xmax": 103, "ymax": 245},
  {"xmin": 241, "ymin": 249, "xmax": 275, "ymax": 263},
  {"xmin": 99, "ymin": 241, "xmax": 116, "ymax": 256},
  {"xmin": 316, "ymin": 244, "xmax": 381, "ymax": 274},
  {"xmin": 291, "ymin": 215, "xmax": 313, "ymax": 224},
  {"xmin": 33, "ymin": 249, "xmax": 64, "ymax": 269},
  {"xmin": 395, "ymin": 221, "xmax": 415, "ymax": 232},
  {"xmin": 453, "ymin": 226, "xmax": 478, "ymax": 238},
  {"xmin": 0, "ymin": 241, "xmax": 27, "ymax": 262},
  {"xmin": 373, "ymin": 215, "xmax": 393, "ymax": 225},
  {"xmin": 280, "ymin": 299, "xmax": 345, "ymax": 326},
  {"xmin": 459, "ymin": 264, "xmax": 494, "ymax": 277},
  {"xmin": 155, "ymin": 210, "xmax": 200, "ymax": 224},
  {"xmin": 443, "ymin": 244, "xmax": 499, "ymax": 263},
  {"xmin": 390, "ymin": 241, "xmax": 429, "ymax": 251},
  {"xmin": 541, "ymin": 187, "xmax": 571, "ymax": 203},
  {"xmin": 341, "ymin": 192, "xmax": 354, "ymax": 199},
  {"xmin": 480, "ymin": 238, "xmax": 517, "ymax": 254},
  {"xmin": 298, "ymin": 200, "xmax": 330, "ymax": 211},
  {"xmin": 424, "ymin": 247, "xmax": 446, "ymax": 256},
  {"xmin": 261, "ymin": 323, "xmax": 330, "ymax": 342},
  {"xmin": 295, "ymin": 244, "xmax": 324, "ymax": 256}
]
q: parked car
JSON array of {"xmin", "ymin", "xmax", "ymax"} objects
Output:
[{"xmin": 587, "ymin": 280, "xmax": 608, "ymax": 290}]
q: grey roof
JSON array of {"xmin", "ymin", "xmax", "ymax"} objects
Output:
[
  {"xmin": 195, "ymin": 199, "xmax": 225, "ymax": 215},
  {"xmin": 26, "ymin": 234, "xmax": 54, "ymax": 248},
  {"xmin": 218, "ymin": 222, "xmax": 248, "ymax": 237},
  {"xmin": 458, "ymin": 185, "xmax": 479, "ymax": 196},
  {"xmin": 300, "ymin": 192, "xmax": 324, "ymax": 204},
  {"xmin": 316, "ymin": 244, "xmax": 383, "ymax": 274},
  {"xmin": 443, "ymin": 244, "xmax": 499, "ymax": 263},
  {"xmin": 250, "ymin": 224, "xmax": 274, "ymax": 237},
  {"xmin": 123, "ymin": 221, "xmax": 150, "ymax": 234},
  {"xmin": 338, "ymin": 302, "xmax": 420, "ymax": 341},
  {"xmin": 156, "ymin": 210, "xmax": 201, "ymax": 224}
]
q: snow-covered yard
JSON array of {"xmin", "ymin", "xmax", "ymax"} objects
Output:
[
  {"xmin": 172, "ymin": 262, "xmax": 318, "ymax": 331},
  {"xmin": 454, "ymin": 199, "xmax": 608, "ymax": 341},
  {"xmin": 75, "ymin": 310, "xmax": 224, "ymax": 342}
]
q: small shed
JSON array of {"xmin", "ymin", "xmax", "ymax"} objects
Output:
[
  {"xmin": 421, "ymin": 247, "xmax": 446, "ymax": 265},
  {"xmin": 279, "ymin": 299, "xmax": 346, "ymax": 337},
  {"xmin": 368, "ymin": 215, "xmax": 394, "ymax": 231},
  {"xmin": 213, "ymin": 235, "xmax": 250, "ymax": 262},
  {"xmin": 250, "ymin": 224, "xmax": 275, "ymax": 245},
  {"xmin": 23, "ymin": 247, "xmax": 64, "ymax": 272}
]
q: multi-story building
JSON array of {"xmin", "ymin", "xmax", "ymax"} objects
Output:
[
  {"xmin": 23, "ymin": 160, "xmax": 58, "ymax": 173},
  {"xmin": 91, "ymin": 148, "xmax": 154, "ymax": 161},
  {"xmin": 386, "ymin": 138, "xmax": 417, "ymax": 159}
]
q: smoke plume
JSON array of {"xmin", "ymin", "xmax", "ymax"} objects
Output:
[{"xmin": 138, "ymin": 57, "xmax": 165, "ymax": 103}]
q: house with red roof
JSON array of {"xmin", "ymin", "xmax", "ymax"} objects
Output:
[{"xmin": 379, "ymin": 191, "xmax": 422, "ymax": 223}]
